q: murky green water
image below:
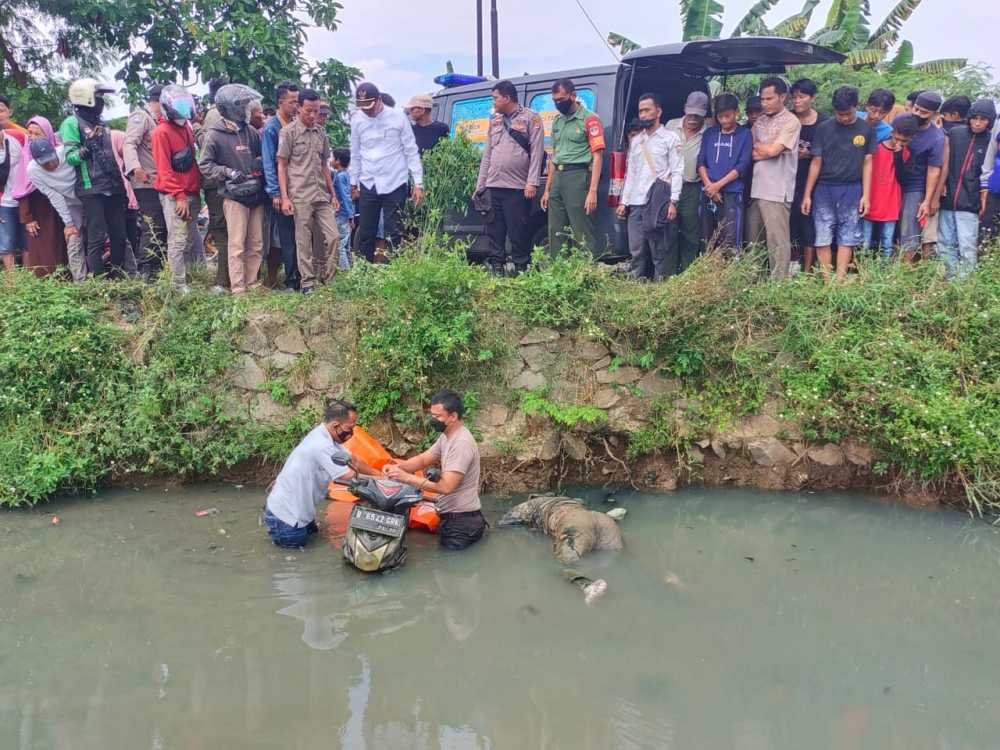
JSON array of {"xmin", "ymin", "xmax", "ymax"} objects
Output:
[{"xmin": 2, "ymin": 485, "xmax": 999, "ymax": 749}]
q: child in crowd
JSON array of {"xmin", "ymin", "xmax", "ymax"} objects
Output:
[
  {"xmin": 741, "ymin": 96, "xmax": 763, "ymax": 212},
  {"xmin": 865, "ymin": 114, "xmax": 918, "ymax": 257},
  {"xmin": 744, "ymin": 96, "xmax": 762, "ymax": 129},
  {"xmin": 0, "ymin": 127, "xmax": 25, "ymax": 271},
  {"xmin": 802, "ymin": 86, "xmax": 877, "ymax": 282},
  {"xmin": 697, "ymin": 93, "xmax": 751, "ymax": 252},
  {"xmin": 860, "ymin": 88, "xmax": 895, "ymax": 143},
  {"xmin": 938, "ymin": 99, "xmax": 996, "ymax": 279},
  {"xmin": 332, "ymin": 148, "xmax": 354, "ymax": 270}
]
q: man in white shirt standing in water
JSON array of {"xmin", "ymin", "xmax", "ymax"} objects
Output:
[
  {"xmin": 348, "ymin": 81, "xmax": 424, "ymax": 262},
  {"xmin": 264, "ymin": 399, "xmax": 380, "ymax": 548},
  {"xmin": 384, "ymin": 390, "xmax": 487, "ymax": 551}
]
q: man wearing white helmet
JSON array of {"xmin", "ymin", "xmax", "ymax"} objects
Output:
[{"xmin": 58, "ymin": 78, "xmax": 130, "ymax": 277}]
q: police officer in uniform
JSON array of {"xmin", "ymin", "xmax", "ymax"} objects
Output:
[
  {"xmin": 474, "ymin": 80, "xmax": 545, "ymax": 274},
  {"xmin": 540, "ymin": 78, "xmax": 606, "ymax": 256}
]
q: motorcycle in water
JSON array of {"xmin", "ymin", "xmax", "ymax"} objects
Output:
[{"xmin": 332, "ymin": 455, "xmax": 440, "ymax": 573}]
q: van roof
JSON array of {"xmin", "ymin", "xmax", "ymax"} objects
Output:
[
  {"xmin": 432, "ymin": 64, "xmax": 619, "ymax": 100},
  {"xmin": 431, "ymin": 38, "xmax": 844, "ymax": 100},
  {"xmin": 622, "ymin": 38, "xmax": 845, "ymax": 74}
]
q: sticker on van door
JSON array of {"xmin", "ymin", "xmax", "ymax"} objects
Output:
[
  {"xmin": 528, "ymin": 89, "xmax": 597, "ymax": 154},
  {"xmin": 450, "ymin": 96, "xmax": 494, "ymax": 149}
]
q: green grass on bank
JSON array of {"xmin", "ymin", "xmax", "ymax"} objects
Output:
[{"xmin": 2, "ymin": 239, "xmax": 1000, "ymax": 512}]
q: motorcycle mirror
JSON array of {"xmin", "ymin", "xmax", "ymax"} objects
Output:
[{"xmin": 332, "ymin": 455, "xmax": 351, "ymax": 467}]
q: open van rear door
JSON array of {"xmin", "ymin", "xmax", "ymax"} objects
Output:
[
  {"xmin": 612, "ymin": 37, "xmax": 845, "ymax": 148},
  {"xmin": 620, "ymin": 37, "xmax": 845, "ymax": 74}
]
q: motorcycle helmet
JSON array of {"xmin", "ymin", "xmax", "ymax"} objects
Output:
[
  {"xmin": 160, "ymin": 84, "xmax": 196, "ymax": 123},
  {"xmin": 68, "ymin": 78, "xmax": 115, "ymax": 108},
  {"xmin": 214, "ymin": 83, "xmax": 263, "ymax": 125}
]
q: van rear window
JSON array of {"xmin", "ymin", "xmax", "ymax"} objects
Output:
[
  {"xmin": 449, "ymin": 96, "xmax": 494, "ymax": 149},
  {"xmin": 529, "ymin": 89, "xmax": 597, "ymax": 153}
]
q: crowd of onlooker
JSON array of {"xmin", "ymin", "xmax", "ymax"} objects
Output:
[
  {"xmin": 0, "ymin": 78, "xmax": 438, "ymax": 293},
  {"xmin": 1, "ymin": 74, "xmax": 998, "ymax": 289}
]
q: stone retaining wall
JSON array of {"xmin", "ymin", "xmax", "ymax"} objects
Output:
[{"xmin": 224, "ymin": 312, "xmax": 891, "ymax": 499}]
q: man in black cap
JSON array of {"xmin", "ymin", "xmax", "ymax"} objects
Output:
[
  {"xmin": 123, "ymin": 84, "xmax": 168, "ymax": 278},
  {"xmin": 348, "ymin": 82, "xmax": 424, "ymax": 262},
  {"xmin": 899, "ymin": 91, "xmax": 945, "ymax": 261}
]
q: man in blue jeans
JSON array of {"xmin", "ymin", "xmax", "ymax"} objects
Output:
[
  {"xmin": 261, "ymin": 80, "xmax": 301, "ymax": 290},
  {"xmin": 264, "ymin": 399, "xmax": 379, "ymax": 548},
  {"xmin": 801, "ymin": 86, "xmax": 876, "ymax": 282}
]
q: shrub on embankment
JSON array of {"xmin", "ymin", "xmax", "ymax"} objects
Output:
[{"xmin": 2, "ymin": 239, "xmax": 1000, "ymax": 512}]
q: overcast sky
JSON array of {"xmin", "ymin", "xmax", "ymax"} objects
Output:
[{"xmin": 304, "ymin": 0, "xmax": 999, "ymax": 107}]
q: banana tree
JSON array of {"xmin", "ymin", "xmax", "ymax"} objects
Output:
[
  {"xmin": 607, "ymin": 0, "xmax": 967, "ymax": 76},
  {"xmin": 681, "ymin": 0, "xmax": 725, "ymax": 41}
]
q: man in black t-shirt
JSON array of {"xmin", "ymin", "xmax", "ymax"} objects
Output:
[
  {"xmin": 801, "ymin": 86, "xmax": 877, "ymax": 282},
  {"xmin": 406, "ymin": 94, "xmax": 450, "ymax": 155},
  {"xmin": 790, "ymin": 79, "xmax": 828, "ymax": 272}
]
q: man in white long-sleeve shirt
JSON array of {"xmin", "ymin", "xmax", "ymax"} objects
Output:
[
  {"xmin": 349, "ymin": 82, "xmax": 424, "ymax": 262},
  {"xmin": 26, "ymin": 139, "xmax": 87, "ymax": 281},
  {"xmin": 616, "ymin": 93, "xmax": 683, "ymax": 280}
]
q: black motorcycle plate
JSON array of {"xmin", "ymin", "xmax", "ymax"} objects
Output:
[{"xmin": 350, "ymin": 506, "xmax": 406, "ymax": 538}]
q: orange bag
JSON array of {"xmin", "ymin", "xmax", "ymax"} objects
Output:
[
  {"xmin": 408, "ymin": 500, "xmax": 440, "ymax": 533},
  {"xmin": 325, "ymin": 426, "xmax": 440, "ymax": 534}
]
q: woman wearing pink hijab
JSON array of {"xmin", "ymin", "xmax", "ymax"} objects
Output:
[{"xmin": 13, "ymin": 116, "xmax": 68, "ymax": 277}]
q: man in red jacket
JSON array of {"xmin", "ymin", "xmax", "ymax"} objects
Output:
[{"xmin": 152, "ymin": 85, "xmax": 202, "ymax": 292}]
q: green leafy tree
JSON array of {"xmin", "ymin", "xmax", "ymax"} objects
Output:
[
  {"xmin": 308, "ymin": 59, "xmax": 363, "ymax": 147},
  {"xmin": 1, "ymin": 0, "xmax": 360, "ymax": 134},
  {"xmin": 0, "ymin": 0, "xmax": 143, "ymax": 123}
]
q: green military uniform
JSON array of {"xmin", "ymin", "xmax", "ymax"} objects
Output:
[{"xmin": 548, "ymin": 105, "xmax": 605, "ymax": 256}]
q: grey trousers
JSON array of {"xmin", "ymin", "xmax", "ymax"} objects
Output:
[
  {"xmin": 160, "ymin": 193, "xmax": 201, "ymax": 287},
  {"xmin": 627, "ymin": 205, "xmax": 675, "ymax": 280},
  {"xmin": 65, "ymin": 202, "xmax": 87, "ymax": 282},
  {"xmin": 747, "ymin": 198, "xmax": 792, "ymax": 279}
]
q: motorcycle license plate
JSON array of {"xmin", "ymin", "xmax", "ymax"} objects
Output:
[{"xmin": 350, "ymin": 506, "xmax": 406, "ymax": 538}]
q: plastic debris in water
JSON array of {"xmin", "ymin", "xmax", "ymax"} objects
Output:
[
  {"xmin": 606, "ymin": 507, "xmax": 627, "ymax": 521},
  {"xmin": 663, "ymin": 572, "xmax": 688, "ymax": 591},
  {"xmin": 195, "ymin": 508, "xmax": 220, "ymax": 517}
]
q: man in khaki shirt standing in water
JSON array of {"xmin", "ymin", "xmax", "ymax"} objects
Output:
[{"xmin": 384, "ymin": 390, "xmax": 487, "ymax": 550}]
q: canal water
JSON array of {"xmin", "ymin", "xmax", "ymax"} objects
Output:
[{"xmin": 2, "ymin": 485, "xmax": 999, "ymax": 749}]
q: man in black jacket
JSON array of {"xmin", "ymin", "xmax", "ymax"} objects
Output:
[
  {"xmin": 938, "ymin": 99, "xmax": 995, "ymax": 280},
  {"xmin": 198, "ymin": 84, "xmax": 266, "ymax": 294}
]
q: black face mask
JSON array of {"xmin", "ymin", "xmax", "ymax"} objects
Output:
[
  {"xmin": 429, "ymin": 417, "xmax": 447, "ymax": 433},
  {"xmin": 638, "ymin": 117, "xmax": 657, "ymax": 130},
  {"xmin": 941, "ymin": 119, "xmax": 961, "ymax": 132},
  {"xmin": 554, "ymin": 99, "xmax": 575, "ymax": 116},
  {"xmin": 335, "ymin": 427, "xmax": 354, "ymax": 443},
  {"xmin": 914, "ymin": 114, "xmax": 931, "ymax": 127}
]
